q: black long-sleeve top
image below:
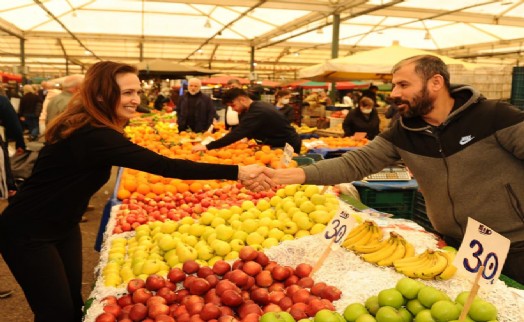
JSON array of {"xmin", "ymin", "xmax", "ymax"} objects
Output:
[
  {"xmin": 18, "ymin": 92, "xmax": 42, "ymax": 116},
  {"xmin": 342, "ymin": 108, "xmax": 380, "ymax": 139},
  {"xmin": 206, "ymin": 101, "xmax": 302, "ymax": 153},
  {"xmin": 0, "ymin": 125, "xmax": 238, "ymax": 238},
  {"xmin": 0, "ymin": 95, "xmax": 26, "ymax": 150}
]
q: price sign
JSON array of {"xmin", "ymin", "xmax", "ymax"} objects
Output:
[
  {"xmin": 280, "ymin": 143, "xmax": 294, "ymax": 167},
  {"xmin": 323, "ymin": 208, "xmax": 358, "ymax": 245},
  {"xmin": 453, "ymin": 218, "xmax": 510, "ymax": 286},
  {"xmin": 353, "ymin": 132, "xmax": 367, "ymax": 140}
]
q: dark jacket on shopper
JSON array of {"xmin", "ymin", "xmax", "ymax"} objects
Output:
[
  {"xmin": 177, "ymin": 92, "xmax": 215, "ymax": 133},
  {"xmin": 277, "ymin": 104, "xmax": 295, "ymax": 124},
  {"xmin": 342, "ymin": 108, "xmax": 380, "ymax": 139},
  {"xmin": 206, "ymin": 100, "xmax": 302, "ymax": 153},
  {"xmin": 18, "ymin": 92, "xmax": 42, "ymax": 117},
  {"xmin": 303, "ymin": 85, "xmax": 524, "ymax": 247}
]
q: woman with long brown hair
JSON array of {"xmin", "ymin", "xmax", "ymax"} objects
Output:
[{"xmin": 0, "ymin": 61, "xmax": 267, "ymax": 322}]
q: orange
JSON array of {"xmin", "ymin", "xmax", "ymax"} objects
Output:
[
  {"xmin": 189, "ymin": 182, "xmax": 203, "ymax": 193},
  {"xmin": 164, "ymin": 184, "xmax": 177, "ymax": 194},
  {"xmin": 136, "ymin": 183, "xmax": 151, "ymax": 195},
  {"xmin": 122, "ymin": 179, "xmax": 138, "ymax": 193},
  {"xmin": 148, "ymin": 174, "xmax": 162, "ymax": 184},
  {"xmin": 151, "ymin": 182, "xmax": 165, "ymax": 195},
  {"xmin": 117, "ymin": 188, "xmax": 131, "ymax": 200},
  {"xmin": 176, "ymin": 182, "xmax": 189, "ymax": 193}
]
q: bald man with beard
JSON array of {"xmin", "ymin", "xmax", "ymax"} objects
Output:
[{"xmin": 177, "ymin": 78, "xmax": 216, "ymax": 133}]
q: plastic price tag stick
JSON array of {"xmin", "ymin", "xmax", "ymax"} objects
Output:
[
  {"xmin": 459, "ymin": 265, "xmax": 485, "ymax": 321},
  {"xmin": 312, "ymin": 194, "xmax": 357, "ymax": 275},
  {"xmin": 280, "ymin": 143, "xmax": 294, "ymax": 167},
  {"xmin": 453, "ymin": 218, "xmax": 510, "ymax": 287}
]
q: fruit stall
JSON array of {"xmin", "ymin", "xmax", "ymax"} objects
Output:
[{"xmin": 85, "ymin": 111, "xmax": 523, "ymax": 322}]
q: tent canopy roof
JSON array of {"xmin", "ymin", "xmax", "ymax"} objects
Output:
[{"xmin": 1, "ymin": 0, "xmax": 523, "ymax": 80}]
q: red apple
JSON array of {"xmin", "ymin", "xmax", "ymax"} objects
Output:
[
  {"xmin": 262, "ymin": 303, "xmax": 282, "ymax": 313},
  {"xmin": 250, "ymin": 287, "xmax": 269, "ymax": 305},
  {"xmin": 154, "ymin": 314, "xmax": 175, "ymax": 322},
  {"xmin": 237, "ymin": 303, "xmax": 262, "ymax": 319},
  {"xmin": 239, "ymin": 246, "xmax": 258, "ymax": 261},
  {"xmin": 255, "ymin": 252, "xmax": 270, "ymax": 267},
  {"xmin": 320, "ymin": 286, "xmax": 342, "ymax": 301},
  {"xmin": 129, "ymin": 303, "xmax": 148, "ymax": 321},
  {"xmin": 297, "ymin": 277, "xmax": 314, "ymax": 289},
  {"xmin": 271, "ymin": 266, "xmax": 290, "ymax": 281},
  {"xmin": 132, "ymin": 288, "xmax": 153, "ymax": 304},
  {"xmin": 216, "ymin": 280, "xmax": 239, "ymax": 297},
  {"xmin": 148, "ymin": 303, "xmax": 170, "ymax": 319},
  {"xmin": 146, "ymin": 295, "xmax": 167, "ymax": 307},
  {"xmin": 221, "ymin": 289, "xmax": 243, "ymax": 307},
  {"xmin": 284, "ymin": 275, "xmax": 299, "ymax": 287},
  {"xmin": 146, "ymin": 274, "xmax": 166, "ymax": 291},
  {"xmin": 268, "ymin": 282, "xmax": 285, "ymax": 293},
  {"xmin": 306, "ymin": 298, "xmax": 327, "ymax": 317},
  {"xmin": 156, "ymin": 287, "xmax": 177, "ymax": 304},
  {"xmin": 229, "ymin": 269, "xmax": 249, "ymax": 287},
  {"xmin": 204, "ymin": 289, "xmax": 221, "ymax": 305},
  {"xmin": 95, "ymin": 312, "xmax": 116, "ymax": 322},
  {"xmin": 242, "ymin": 261, "xmax": 262, "ymax": 277},
  {"xmin": 212, "ymin": 260, "xmax": 231, "ymax": 276},
  {"xmin": 102, "ymin": 295, "xmax": 118, "ymax": 306},
  {"xmin": 183, "ymin": 260, "xmax": 200, "ymax": 274},
  {"xmin": 189, "ymin": 278, "xmax": 211, "ymax": 295},
  {"xmin": 197, "ymin": 266, "xmax": 215, "ymax": 278},
  {"xmin": 295, "ymin": 263, "xmax": 312, "ymax": 278},
  {"xmin": 117, "ymin": 294, "xmax": 133, "ymax": 307},
  {"xmin": 278, "ymin": 296, "xmax": 293, "ymax": 311},
  {"xmin": 292, "ymin": 289, "xmax": 310, "ymax": 304},
  {"xmin": 268, "ymin": 291, "xmax": 286, "ymax": 304},
  {"xmin": 200, "ymin": 302, "xmax": 221, "ymax": 321},
  {"xmin": 311, "ymin": 282, "xmax": 327, "ymax": 297},
  {"xmin": 255, "ymin": 271, "xmax": 273, "ymax": 288},
  {"xmin": 167, "ymin": 268, "xmax": 186, "ymax": 283}
]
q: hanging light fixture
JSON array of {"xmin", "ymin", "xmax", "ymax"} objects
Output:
[{"xmin": 204, "ymin": 19, "xmax": 211, "ymax": 28}]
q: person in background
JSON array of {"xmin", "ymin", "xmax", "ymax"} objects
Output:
[
  {"xmin": 192, "ymin": 88, "xmax": 302, "ymax": 153},
  {"xmin": 274, "ymin": 89, "xmax": 295, "ymax": 123},
  {"xmin": 384, "ymin": 95, "xmax": 401, "ymax": 128},
  {"xmin": 342, "ymin": 92, "xmax": 355, "ymax": 108},
  {"xmin": 342, "ymin": 96, "xmax": 380, "ymax": 139},
  {"xmin": 224, "ymin": 79, "xmax": 242, "ymax": 130},
  {"xmin": 39, "ymin": 82, "xmax": 61, "ymax": 136},
  {"xmin": 177, "ymin": 78, "xmax": 215, "ymax": 133},
  {"xmin": 0, "ymin": 94, "xmax": 26, "ymax": 300},
  {"xmin": 253, "ymin": 54, "xmax": 524, "ymax": 285},
  {"xmin": 18, "ymin": 84, "xmax": 42, "ymax": 141},
  {"xmin": 0, "ymin": 61, "xmax": 269, "ymax": 321},
  {"xmin": 46, "ymin": 75, "xmax": 84, "ymax": 126},
  {"xmin": 154, "ymin": 87, "xmax": 170, "ymax": 111},
  {"xmin": 318, "ymin": 90, "xmax": 332, "ymax": 107},
  {"xmin": 362, "ymin": 84, "xmax": 379, "ymax": 105}
]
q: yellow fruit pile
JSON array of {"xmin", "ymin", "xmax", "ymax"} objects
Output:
[{"xmin": 393, "ymin": 250, "xmax": 457, "ymax": 280}]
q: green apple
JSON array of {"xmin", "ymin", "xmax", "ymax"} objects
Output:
[
  {"xmin": 224, "ymin": 250, "xmax": 239, "ymax": 260},
  {"xmin": 276, "ymin": 188, "xmax": 287, "ymax": 198},
  {"xmin": 270, "ymin": 219, "xmax": 284, "ymax": 230},
  {"xmin": 356, "ymin": 314, "xmax": 376, "ymax": 322},
  {"xmin": 206, "ymin": 232, "xmax": 217, "ymax": 245},
  {"xmin": 240, "ymin": 211, "xmax": 256, "ymax": 221},
  {"xmin": 259, "ymin": 217, "xmax": 272, "ymax": 227},
  {"xmin": 148, "ymin": 221, "xmax": 162, "ymax": 229},
  {"xmin": 282, "ymin": 221, "xmax": 298, "ymax": 235},
  {"xmin": 309, "ymin": 210, "xmax": 332, "ymax": 224},
  {"xmin": 189, "ymin": 223, "xmax": 206, "ymax": 237},
  {"xmin": 241, "ymin": 200, "xmax": 256, "ymax": 210},
  {"xmin": 310, "ymin": 193, "xmax": 327, "ymax": 205},
  {"xmin": 314, "ymin": 309, "xmax": 342, "ymax": 322},
  {"xmin": 182, "ymin": 234, "xmax": 198, "ymax": 247},
  {"xmin": 398, "ymin": 308, "xmax": 412, "ymax": 322},
  {"xmin": 196, "ymin": 244, "xmax": 215, "ymax": 260},
  {"xmin": 281, "ymin": 200, "xmax": 297, "ymax": 213},
  {"xmin": 229, "ymin": 238, "xmax": 245, "ymax": 252},
  {"xmin": 229, "ymin": 205, "xmax": 243, "ymax": 214},
  {"xmin": 176, "ymin": 244, "xmax": 198, "ymax": 262},
  {"xmin": 141, "ymin": 259, "xmax": 161, "ymax": 275},
  {"xmin": 344, "ymin": 303, "xmax": 369, "ymax": 322},
  {"xmin": 310, "ymin": 223, "xmax": 326, "ymax": 235},
  {"xmin": 160, "ymin": 220, "xmax": 178, "ymax": 234},
  {"xmin": 262, "ymin": 237, "xmax": 279, "ymax": 249},
  {"xmin": 178, "ymin": 223, "xmax": 191, "ymax": 234},
  {"xmin": 281, "ymin": 234, "xmax": 294, "ymax": 241},
  {"xmin": 107, "ymin": 252, "xmax": 125, "ymax": 265},
  {"xmin": 259, "ymin": 209, "xmax": 276, "ymax": 220},
  {"xmin": 164, "ymin": 249, "xmax": 179, "ymax": 267},
  {"xmin": 260, "ymin": 311, "xmax": 295, "ymax": 322},
  {"xmin": 468, "ymin": 299, "xmax": 497, "ymax": 322},
  {"xmin": 246, "ymin": 232, "xmax": 265, "ymax": 246},
  {"xmin": 257, "ymin": 199, "xmax": 271, "ymax": 211},
  {"xmin": 211, "ymin": 217, "xmax": 226, "ymax": 228},
  {"xmin": 299, "ymin": 200, "xmax": 316, "ymax": 214},
  {"xmin": 211, "ymin": 239, "xmax": 231, "ymax": 256},
  {"xmin": 270, "ymin": 196, "xmax": 283, "ymax": 207},
  {"xmin": 295, "ymin": 230, "xmax": 310, "ymax": 238},
  {"xmin": 365, "ymin": 296, "xmax": 380, "ymax": 316},
  {"xmin": 230, "ymin": 219, "xmax": 242, "ymax": 230},
  {"xmin": 303, "ymin": 185, "xmax": 320, "ymax": 197},
  {"xmin": 228, "ymin": 213, "xmax": 241, "ymax": 223},
  {"xmin": 199, "ymin": 211, "xmax": 215, "ymax": 225},
  {"xmin": 158, "ymin": 235, "xmax": 178, "ymax": 252},
  {"xmin": 241, "ymin": 219, "xmax": 259, "ymax": 233},
  {"xmin": 441, "ymin": 246, "xmax": 457, "ymax": 254},
  {"xmin": 268, "ymin": 228, "xmax": 285, "ymax": 240},
  {"xmin": 455, "ymin": 291, "xmax": 479, "ymax": 306},
  {"xmin": 414, "ymin": 309, "xmax": 436, "ymax": 322},
  {"xmin": 378, "ymin": 288, "xmax": 405, "ymax": 309},
  {"xmin": 395, "ymin": 277, "xmax": 424, "ymax": 300},
  {"xmin": 406, "ymin": 299, "xmax": 425, "ymax": 316},
  {"xmin": 217, "ymin": 208, "xmax": 233, "ymax": 220},
  {"xmin": 215, "ymin": 224, "xmax": 234, "ymax": 241},
  {"xmin": 295, "ymin": 215, "xmax": 313, "ymax": 230},
  {"xmin": 232, "ymin": 230, "xmax": 248, "ymax": 241},
  {"xmin": 257, "ymin": 226, "xmax": 269, "ymax": 237},
  {"xmin": 247, "ymin": 207, "xmax": 261, "ymax": 217},
  {"xmin": 417, "ymin": 286, "xmax": 448, "ymax": 308},
  {"xmin": 284, "ymin": 184, "xmax": 299, "ymax": 196},
  {"xmin": 375, "ymin": 306, "xmax": 404, "ymax": 322},
  {"xmin": 430, "ymin": 300, "xmax": 460, "ymax": 322}
]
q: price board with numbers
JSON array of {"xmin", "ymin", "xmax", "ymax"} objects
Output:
[
  {"xmin": 323, "ymin": 207, "xmax": 358, "ymax": 245},
  {"xmin": 453, "ymin": 218, "xmax": 510, "ymax": 286}
]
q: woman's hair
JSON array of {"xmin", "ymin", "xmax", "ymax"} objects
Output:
[
  {"xmin": 274, "ymin": 89, "xmax": 290, "ymax": 103},
  {"xmin": 46, "ymin": 61, "xmax": 138, "ymax": 144},
  {"xmin": 359, "ymin": 97, "xmax": 374, "ymax": 109}
]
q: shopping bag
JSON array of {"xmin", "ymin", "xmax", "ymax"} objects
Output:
[{"xmin": 10, "ymin": 150, "xmax": 39, "ymax": 180}]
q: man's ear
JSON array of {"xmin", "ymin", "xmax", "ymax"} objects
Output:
[{"xmin": 429, "ymin": 74, "xmax": 444, "ymax": 92}]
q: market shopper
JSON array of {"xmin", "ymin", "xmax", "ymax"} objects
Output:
[
  {"xmin": 177, "ymin": 78, "xmax": 216, "ymax": 133},
  {"xmin": 342, "ymin": 96, "xmax": 380, "ymax": 139},
  {"xmin": 253, "ymin": 55, "xmax": 524, "ymax": 284},
  {"xmin": 192, "ymin": 88, "xmax": 302, "ymax": 153},
  {"xmin": 0, "ymin": 61, "xmax": 270, "ymax": 322},
  {"xmin": 224, "ymin": 78, "xmax": 242, "ymax": 130},
  {"xmin": 18, "ymin": 84, "xmax": 42, "ymax": 141},
  {"xmin": 275, "ymin": 89, "xmax": 295, "ymax": 123},
  {"xmin": 45, "ymin": 74, "xmax": 84, "ymax": 125}
]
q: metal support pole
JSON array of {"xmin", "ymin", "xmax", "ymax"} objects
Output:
[{"xmin": 330, "ymin": 13, "xmax": 340, "ymax": 103}]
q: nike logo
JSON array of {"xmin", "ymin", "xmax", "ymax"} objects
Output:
[{"xmin": 459, "ymin": 135, "xmax": 475, "ymax": 145}]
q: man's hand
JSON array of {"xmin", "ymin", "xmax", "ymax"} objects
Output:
[
  {"xmin": 238, "ymin": 165, "xmax": 276, "ymax": 192},
  {"xmin": 192, "ymin": 144, "xmax": 207, "ymax": 153}
]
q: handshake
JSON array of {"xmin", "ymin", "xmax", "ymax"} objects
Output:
[
  {"xmin": 238, "ymin": 165, "xmax": 277, "ymax": 192},
  {"xmin": 237, "ymin": 164, "xmax": 306, "ymax": 192}
]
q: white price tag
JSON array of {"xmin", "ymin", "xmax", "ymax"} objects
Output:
[
  {"xmin": 323, "ymin": 208, "xmax": 358, "ymax": 245},
  {"xmin": 453, "ymin": 218, "xmax": 510, "ymax": 286},
  {"xmin": 280, "ymin": 143, "xmax": 294, "ymax": 166}
]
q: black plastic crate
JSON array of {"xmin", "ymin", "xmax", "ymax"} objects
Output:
[{"xmin": 356, "ymin": 187, "xmax": 416, "ymax": 219}]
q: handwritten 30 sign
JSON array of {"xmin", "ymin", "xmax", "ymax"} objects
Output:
[
  {"xmin": 324, "ymin": 207, "xmax": 358, "ymax": 245},
  {"xmin": 453, "ymin": 218, "xmax": 510, "ymax": 286}
]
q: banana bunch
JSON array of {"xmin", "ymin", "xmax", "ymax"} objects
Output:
[
  {"xmin": 341, "ymin": 220, "xmax": 383, "ymax": 251},
  {"xmin": 393, "ymin": 249, "xmax": 457, "ymax": 280},
  {"xmin": 293, "ymin": 124, "xmax": 318, "ymax": 134},
  {"xmin": 358, "ymin": 232, "xmax": 415, "ymax": 267}
]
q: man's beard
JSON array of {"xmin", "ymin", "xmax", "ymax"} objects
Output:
[{"xmin": 394, "ymin": 86, "xmax": 434, "ymax": 118}]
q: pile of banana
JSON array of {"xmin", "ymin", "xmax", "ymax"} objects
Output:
[
  {"xmin": 293, "ymin": 124, "xmax": 317, "ymax": 134},
  {"xmin": 393, "ymin": 249, "xmax": 457, "ymax": 280},
  {"xmin": 341, "ymin": 221, "xmax": 457, "ymax": 280}
]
